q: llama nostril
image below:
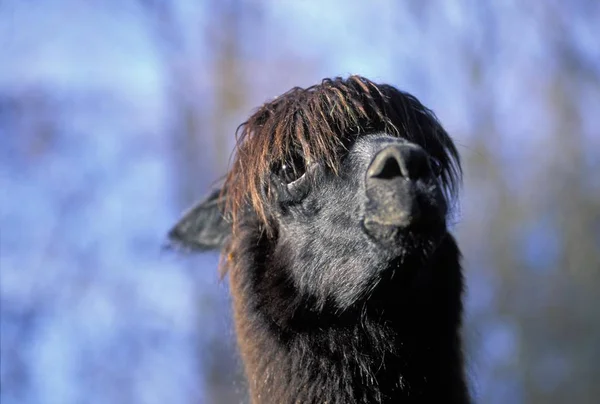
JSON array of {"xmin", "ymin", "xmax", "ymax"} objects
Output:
[
  {"xmin": 367, "ymin": 145, "xmax": 429, "ymax": 181},
  {"xmin": 367, "ymin": 147, "xmax": 408, "ymax": 180},
  {"xmin": 370, "ymin": 155, "xmax": 403, "ymax": 179}
]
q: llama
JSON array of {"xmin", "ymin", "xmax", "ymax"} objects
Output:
[{"xmin": 169, "ymin": 76, "xmax": 470, "ymax": 403}]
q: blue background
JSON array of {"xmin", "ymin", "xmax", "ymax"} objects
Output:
[{"xmin": 1, "ymin": 1, "xmax": 599, "ymax": 403}]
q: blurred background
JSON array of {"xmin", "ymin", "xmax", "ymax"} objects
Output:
[{"xmin": 1, "ymin": 1, "xmax": 599, "ymax": 403}]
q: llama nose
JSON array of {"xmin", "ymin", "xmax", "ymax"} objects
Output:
[{"xmin": 367, "ymin": 144, "xmax": 430, "ymax": 181}]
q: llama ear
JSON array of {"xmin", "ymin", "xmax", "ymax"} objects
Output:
[{"xmin": 167, "ymin": 188, "xmax": 231, "ymax": 251}]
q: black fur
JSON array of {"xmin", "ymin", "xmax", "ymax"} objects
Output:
[{"xmin": 231, "ymin": 219, "xmax": 467, "ymax": 403}]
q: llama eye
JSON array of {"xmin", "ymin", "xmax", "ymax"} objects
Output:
[{"xmin": 278, "ymin": 159, "xmax": 306, "ymax": 184}]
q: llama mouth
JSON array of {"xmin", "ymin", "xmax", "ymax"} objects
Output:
[
  {"xmin": 363, "ymin": 204, "xmax": 421, "ymax": 228},
  {"xmin": 363, "ymin": 186, "xmax": 424, "ymax": 236},
  {"xmin": 363, "ymin": 179, "xmax": 444, "ymax": 244},
  {"xmin": 362, "ymin": 210, "xmax": 445, "ymax": 250}
]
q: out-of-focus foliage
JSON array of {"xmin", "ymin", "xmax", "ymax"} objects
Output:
[{"xmin": 1, "ymin": 1, "xmax": 598, "ymax": 403}]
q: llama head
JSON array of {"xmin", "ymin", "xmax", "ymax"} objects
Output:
[{"xmin": 169, "ymin": 76, "xmax": 461, "ymax": 314}]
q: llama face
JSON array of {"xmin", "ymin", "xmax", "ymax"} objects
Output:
[
  {"xmin": 266, "ymin": 133, "xmax": 449, "ymax": 310},
  {"xmin": 168, "ymin": 76, "xmax": 462, "ymax": 314}
]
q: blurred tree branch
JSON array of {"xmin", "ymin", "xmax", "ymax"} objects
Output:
[{"xmin": 138, "ymin": 1, "xmax": 251, "ymax": 403}]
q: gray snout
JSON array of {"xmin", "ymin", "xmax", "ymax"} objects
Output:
[{"xmin": 364, "ymin": 144, "xmax": 432, "ymax": 228}]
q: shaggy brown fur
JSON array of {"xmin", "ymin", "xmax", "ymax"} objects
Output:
[{"xmin": 223, "ymin": 75, "xmax": 460, "ymax": 236}]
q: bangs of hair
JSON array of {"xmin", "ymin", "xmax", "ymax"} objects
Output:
[{"xmin": 222, "ymin": 75, "xmax": 461, "ymax": 235}]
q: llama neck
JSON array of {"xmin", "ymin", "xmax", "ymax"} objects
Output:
[
  {"xmin": 234, "ymin": 302, "xmax": 469, "ymax": 404},
  {"xmin": 229, "ymin": 235, "xmax": 470, "ymax": 403}
]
